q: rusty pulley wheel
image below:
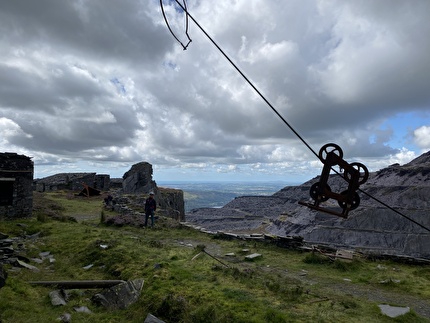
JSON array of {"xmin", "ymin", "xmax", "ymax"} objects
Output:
[
  {"xmin": 318, "ymin": 143, "xmax": 343, "ymax": 162},
  {"xmin": 343, "ymin": 162, "xmax": 369, "ymax": 185},
  {"xmin": 310, "ymin": 182, "xmax": 331, "ymax": 202},
  {"xmin": 337, "ymin": 190, "xmax": 360, "ymax": 210}
]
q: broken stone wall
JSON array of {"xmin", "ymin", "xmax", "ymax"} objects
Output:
[
  {"xmin": 35, "ymin": 173, "xmax": 99, "ymax": 192},
  {"xmin": 95, "ymin": 174, "xmax": 110, "ymax": 191},
  {"xmin": 0, "ymin": 152, "xmax": 34, "ymax": 219}
]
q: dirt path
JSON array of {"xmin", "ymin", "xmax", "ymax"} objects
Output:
[
  {"xmin": 321, "ymin": 281, "xmax": 430, "ymax": 319},
  {"xmin": 276, "ymin": 268, "xmax": 430, "ymax": 319}
]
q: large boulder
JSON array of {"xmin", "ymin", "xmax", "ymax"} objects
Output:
[{"xmin": 122, "ymin": 162, "xmax": 157, "ymax": 195}]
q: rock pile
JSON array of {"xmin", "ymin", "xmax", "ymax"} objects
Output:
[{"xmin": 0, "ymin": 229, "xmax": 45, "ymax": 288}]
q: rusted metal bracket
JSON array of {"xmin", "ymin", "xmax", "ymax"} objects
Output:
[
  {"xmin": 299, "ymin": 143, "xmax": 368, "ymax": 218},
  {"xmin": 77, "ymin": 182, "xmax": 101, "ymax": 197}
]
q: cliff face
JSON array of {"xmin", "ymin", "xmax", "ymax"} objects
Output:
[
  {"xmin": 158, "ymin": 187, "xmax": 185, "ymax": 221},
  {"xmin": 121, "ymin": 162, "xmax": 185, "ymax": 220},
  {"xmin": 187, "ymin": 151, "xmax": 430, "ymax": 259},
  {"xmin": 122, "ymin": 162, "xmax": 156, "ymax": 195}
]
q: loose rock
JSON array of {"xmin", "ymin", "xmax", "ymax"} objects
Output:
[
  {"xmin": 92, "ymin": 278, "xmax": 144, "ymax": 310},
  {"xmin": 378, "ymin": 304, "xmax": 410, "ymax": 318}
]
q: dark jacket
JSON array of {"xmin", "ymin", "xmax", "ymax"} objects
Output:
[{"xmin": 145, "ymin": 197, "xmax": 156, "ymax": 214}]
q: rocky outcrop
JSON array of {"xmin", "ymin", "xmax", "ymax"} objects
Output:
[
  {"xmin": 122, "ymin": 162, "xmax": 156, "ymax": 195},
  {"xmin": 121, "ymin": 162, "xmax": 185, "ymax": 220},
  {"xmin": 187, "ymin": 151, "xmax": 430, "ymax": 259},
  {"xmin": 158, "ymin": 187, "xmax": 185, "ymax": 221}
]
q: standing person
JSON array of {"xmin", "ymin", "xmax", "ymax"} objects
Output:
[{"xmin": 144, "ymin": 192, "xmax": 157, "ymax": 227}]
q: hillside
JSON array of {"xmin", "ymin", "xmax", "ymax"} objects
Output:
[
  {"xmin": 186, "ymin": 151, "xmax": 430, "ymax": 259},
  {"xmin": 0, "ymin": 192, "xmax": 430, "ymax": 322}
]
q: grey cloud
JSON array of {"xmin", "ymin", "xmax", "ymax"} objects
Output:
[
  {"xmin": 0, "ymin": 0, "xmax": 172, "ymax": 66},
  {"xmin": 1, "ymin": 0, "xmax": 428, "ymax": 179}
]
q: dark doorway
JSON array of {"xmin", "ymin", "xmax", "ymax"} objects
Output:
[{"xmin": 0, "ymin": 180, "xmax": 14, "ymax": 206}]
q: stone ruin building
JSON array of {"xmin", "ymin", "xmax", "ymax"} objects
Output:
[
  {"xmin": 35, "ymin": 173, "xmax": 110, "ymax": 193},
  {"xmin": 0, "ymin": 152, "xmax": 34, "ymax": 219}
]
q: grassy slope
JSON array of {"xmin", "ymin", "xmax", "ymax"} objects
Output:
[{"xmin": 0, "ymin": 192, "xmax": 429, "ymax": 323}]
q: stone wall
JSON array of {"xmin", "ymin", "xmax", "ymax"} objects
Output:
[
  {"xmin": 95, "ymin": 174, "xmax": 110, "ymax": 191},
  {"xmin": 0, "ymin": 152, "xmax": 34, "ymax": 219},
  {"xmin": 35, "ymin": 173, "xmax": 110, "ymax": 192}
]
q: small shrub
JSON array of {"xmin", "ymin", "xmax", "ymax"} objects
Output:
[
  {"xmin": 333, "ymin": 259, "xmax": 362, "ymax": 272},
  {"xmin": 148, "ymin": 240, "xmax": 164, "ymax": 248},
  {"xmin": 155, "ymin": 293, "xmax": 189, "ymax": 322},
  {"xmin": 195, "ymin": 244, "xmax": 206, "ymax": 252},
  {"xmin": 100, "ymin": 210, "xmax": 106, "ymax": 223},
  {"xmin": 340, "ymin": 299, "xmax": 359, "ymax": 309},
  {"xmin": 265, "ymin": 280, "xmax": 281, "ymax": 293},
  {"xmin": 191, "ymin": 304, "xmax": 221, "ymax": 323},
  {"xmin": 264, "ymin": 308, "xmax": 288, "ymax": 323},
  {"xmin": 303, "ymin": 252, "xmax": 331, "ymax": 264},
  {"xmin": 36, "ymin": 212, "xmax": 48, "ymax": 222},
  {"xmin": 286, "ymin": 285, "xmax": 304, "ymax": 301}
]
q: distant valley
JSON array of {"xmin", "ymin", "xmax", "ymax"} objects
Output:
[{"xmin": 157, "ymin": 181, "xmax": 296, "ymax": 212}]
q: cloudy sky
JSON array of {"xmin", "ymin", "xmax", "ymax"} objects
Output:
[{"xmin": 1, "ymin": 1, "xmax": 429, "ymax": 183}]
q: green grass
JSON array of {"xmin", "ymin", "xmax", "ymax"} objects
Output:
[{"xmin": 0, "ymin": 191, "xmax": 429, "ymax": 322}]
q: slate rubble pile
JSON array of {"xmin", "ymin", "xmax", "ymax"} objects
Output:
[
  {"xmin": 0, "ymin": 229, "xmax": 160, "ymax": 322},
  {"xmin": 0, "ymin": 229, "xmax": 42, "ymax": 282}
]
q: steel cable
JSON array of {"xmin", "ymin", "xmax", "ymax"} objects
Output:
[{"xmin": 166, "ymin": 0, "xmax": 430, "ymax": 233}]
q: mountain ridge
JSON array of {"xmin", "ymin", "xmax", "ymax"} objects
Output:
[{"xmin": 186, "ymin": 151, "xmax": 430, "ymax": 259}]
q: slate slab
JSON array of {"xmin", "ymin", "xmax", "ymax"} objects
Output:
[
  {"xmin": 13, "ymin": 259, "xmax": 39, "ymax": 271},
  {"xmin": 245, "ymin": 253, "xmax": 262, "ymax": 260},
  {"xmin": 378, "ymin": 304, "xmax": 410, "ymax": 318},
  {"xmin": 49, "ymin": 290, "xmax": 67, "ymax": 306},
  {"xmin": 144, "ymin": 313, "xmax": 166, "ymax": 323},
  {"xmin": 92, "ymin": 278, "xmax": 144, "ymax": 310}
]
